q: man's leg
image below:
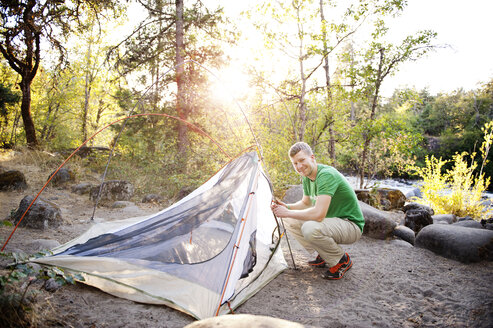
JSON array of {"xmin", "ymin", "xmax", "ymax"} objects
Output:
[
  {"xmin": 282, "ymin": 217, "xmax": 317, "ymax": 254},
  {"xmin": 300, "ymin": 217, "xmax": 361, "ymax": 268}
]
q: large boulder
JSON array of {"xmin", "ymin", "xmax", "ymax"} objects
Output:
[
  {"xmin": 282, "ymin": 185, "xmax": 303, "ymax": 203},
  {"xmin": 356, "ymin": 188, "xmax": 406, "ymax": 211},
  {"xmin": 415, "ymin": 224, "xmax": 493, "ymax": 263},
  {"xmin": 90, "ymin": 180, "xmax": 134, "ymax": 205},
  {"xmin": 403, "ymin": 202, "xmax": 434, "ymax": 216},
  {"xmin": 11, "ymin": 195, "xmax": 63, "ymax": 229},
  {"xmin": 48, "ymin": 167, "xmax": 76, "ymax": 186},
  {"xmin": 452, "ymin": 220, "xmax": 483, "ymax": 229},
  {"xmin": 481, "ymin": 218, "xmax": 493, "ymax": 230},
  {"xmin": 0, "ymin": 170, "xmax": 28, "ymax": 191},
  {"xmin": 432, "ymin": 214, "xmax": 457, "ymax": 225},
  {"xmin": 405, "ymin": 187, "xmax": 422, "ymax": 199},
  {"xmin": 404, "ymin": 208, "xmax": 433, "ymax": 234},
  {"xmin": 393, "ymin": 225, "xmax": 415, "ymax": 245},
  {"xmin": 71, "ymin": 182, "xmax": 93, "ymax": 195},
  {"xmin": 142, "ymin": 194, "xmax": 163, "ymax": 204},
  {"xmin": 360, "ymin": 201, "xmax": 401, "ymax": 239}
]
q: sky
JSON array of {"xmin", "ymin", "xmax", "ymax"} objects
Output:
[
  {"xmin": 381, "ymin": 0, "xmax": 493, "ymax": 96},
  {"xmin": 216, "ymin": 0, "xmax": 493, "ymax": 98}
]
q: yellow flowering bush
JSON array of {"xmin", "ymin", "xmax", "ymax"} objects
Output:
[{"xmin": 407, "ymin": 121, "xmax": 493, "ymax": 220}]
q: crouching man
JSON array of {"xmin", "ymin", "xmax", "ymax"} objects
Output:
[{"xmin": 271, "ymin": 142, "xmax": 365, "ymax": 279}]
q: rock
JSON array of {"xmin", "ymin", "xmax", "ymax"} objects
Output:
[
  {"xmin": 403, "ymin": 202, "xmax": 434, "ymax": 215},
  {"xmin": 481, "ymin": 218, "xmax": 493, "ymax": 231},
  {"xmin": 0, "ymin": 170, "xmax": 28, "ymax": 191},
  {"xmin": 142, "ymin": 194, "xmax": 163, "ymax": 204},
  {"xmin": 48, "ymin": 167, "xmax": 76, "ymax": 186},
  {"xmin": 360, "ymin": 201, "xmax": 400, "ymax": 239},
  {"xmin": 405, "ymin": 187, "xmax": 422, "ymax": 199},
  {"xmin": 282, "ymin": 185, "xmax": 303, "ymax": 203},
  {"xmin": 112, "ymin": 201, "xmax": 135, "ymax": 208},
  {"xmin": 28, "ymin": 239, "xmax": 61, "ymax": 251},
  {"xmin": 71, "ymin": 182, "xmax": 93, "ymax": 195},
  {"xmin": 184, "ymin": 314, "xmax": 304, "ymax": 328},
  {"xmin": 388, "ymin": 239, "xmax": 414, "ymax": 248},
  {"xmin": 377, "ymin": 188, "xmax": 406, "ymax": 210},
  {"xmin": 90, "ymin": 180, "xmax": 134, "ymax": 205},
  {"xmin": 415, "ymin": 224, "xmax": 493, "ymax": 263},
  {"xmin": 356, "ymin": 188, "xmax": 406, "ymax": 210},
  {"xmin": 26, "ymin": 262, "xmax": 42, "ymax": 273},
  {"xmin": 404, "ymin": 208, "xmax": 433, "ymax": 234},
  {"xmin": 393, "ymin": 225, "xmax": 415, "ymax": 245},
  {"xmin": 432, "ymin": 214, "xmax": 457, "ymax": 225},
  {"xmin": 44, "ymin": 278, "xmax": 63, "ymax": 292},
  {"xmin": 174, "ymin": 186, "xmax": 195, "ymax": 201},
  {"xmin": 11, "ymin": 195, "xmax": 63, "ymax": 230},
  {"xmin": 452, "ymin": 220, "xmax": 484, "ymax": 229}
]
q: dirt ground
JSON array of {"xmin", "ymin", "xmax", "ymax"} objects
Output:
[{"xmin": 1, "ymin": 152, "xmax": 493, "ymax": 328}]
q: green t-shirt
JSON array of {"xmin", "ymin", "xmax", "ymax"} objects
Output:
[{"xmin": 302, "ymin": 164, "xmax": 365, "ymax": 232}]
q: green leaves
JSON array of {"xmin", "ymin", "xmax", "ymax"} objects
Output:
[{"xmin": 407, "ymin": 121, "xmax": 493, "ymax": 220}]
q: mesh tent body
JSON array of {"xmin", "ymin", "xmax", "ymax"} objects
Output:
[{"xmin": 33, "ymin": 152, "xmax": 287, "ymax": 319}]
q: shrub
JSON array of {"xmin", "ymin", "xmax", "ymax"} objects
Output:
[
  {"xmin": 407, "ymin": 121, "xmax": 493, "ymax": 220},
  {"xmin": 0, "ymin": 251, "xmax": 84, "ymax": 327}
]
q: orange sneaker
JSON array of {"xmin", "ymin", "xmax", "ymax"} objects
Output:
[
  {"xmin": 322, "ymin": 253, "xmax": 352, "ymax": 280},
  {"xmin": 308, "ymin": 254, "xmax": 326, "ymax": 268}
]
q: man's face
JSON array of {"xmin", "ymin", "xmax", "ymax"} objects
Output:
[{"xmin": 290, "ymin": 150, "xmax": 316, "ymax": 179}]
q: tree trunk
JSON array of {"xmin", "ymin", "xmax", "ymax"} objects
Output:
[
  {"xmin": 359, "ymin": 48, "xmax": 384, "ymax": 188},
  {"xmin": 319, "ymin": 0, "xmax": 335, "ymax": 162},
  {"xmin": 82, "ymin": 40, "xmax": 93, "ymax": 143},
  {"xmin": 42, "ymin": 102, "xmax": 60, "ymax": 141},
  {"xmin": 40, "ymin": 102, "xmax": 54, "ymax": 140},
  {"xmin": 82, "ymin": 80, "xmax": 91, "ymax": 143},
  {"xmin": 9, "ymin": 109, "xmax": 21, "ymax": 145},
  {"xmin": 175, "ymin": 0, "xmax": 188, "ymax": 158},
  {"xmin": 296, "ymin": 3, "xmax": 307, "ymax": 142},
  {"xmin": 19, "ymin": 78, "xmax": 38, "ymax": 147}
]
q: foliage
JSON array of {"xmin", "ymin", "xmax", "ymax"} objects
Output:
[
  {"xmin": 0, "ymin": 250, "xmax": 84, "ymax": 328},
  {"xmin": 0, "ymin": 82, "xmax": 20, "ymax": 148},
  {"xmin": 0, "ymin": 0, "xmax": 122, "ymax": 147},
  {"xmin": 341, "ymin": 112, "xmax": 423, "ymax": 186},
  {"xmin": 407, "ymin": 121, "xmax": 493, "ymax": 220}
]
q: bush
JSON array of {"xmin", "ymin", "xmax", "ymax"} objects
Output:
[
  {"xmin": 0, "ymin": 251, "xmax": 84, "ymax": 327},
  {"xmin": 407, "ymin": 121, "xmax": 493, "ymax": 220}
]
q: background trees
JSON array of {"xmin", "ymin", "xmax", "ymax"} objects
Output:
[
  {"xmin": 0, "ymin": 0, "xmax": 491, "ymax": 195},
  {"xmin": 0, "ymin": 0, "xmax": 119, "ymax": 147}
]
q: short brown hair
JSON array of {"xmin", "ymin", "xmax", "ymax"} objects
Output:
[{"xmin": 289, "ymin": 142, "xmax": 313, "ymax": 157}]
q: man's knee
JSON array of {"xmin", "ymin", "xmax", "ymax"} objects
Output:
[{"xmin": 301, "ymin": 221, "xmax": 324, "ymax": 242}]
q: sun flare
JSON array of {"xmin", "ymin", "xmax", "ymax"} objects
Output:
[{"xmin": 209, "ymin": 64, "xmax": 252, "ymax": 104}]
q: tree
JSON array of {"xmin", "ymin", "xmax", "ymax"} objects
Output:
[
  {"xmin": 111, "ymin": 0, "xmax": 230, "ymax": 161},
  {"xmin": 0, "ymin": 82, "xmax": 20, "ymax": 147},
  {"xmin": 0, "ymin": 0, "xmax": 118, "ymax": 147},
  {"xmin": 345, "ymin": 27, "xmax": 437, "ymax": 187},
  {"xmin": 252, "ymin": 0, "xmax": 409, "ymax": 159},
  {"xmin": 175, "ymin": 0, "xmax": 187, "ymax": 156}
]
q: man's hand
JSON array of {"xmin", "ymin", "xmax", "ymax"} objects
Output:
[{"xmin": 271, "ymin": 200, "xmax": 290, "ymax": 218}]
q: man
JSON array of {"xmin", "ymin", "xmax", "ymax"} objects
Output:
[{"xmin": 271, "ymin": 142, "xmax": 364, "ymax": 280}]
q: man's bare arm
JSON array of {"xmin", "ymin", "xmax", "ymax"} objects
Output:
[{"xmin": 272, "ymin": 195, "xmax": 331, "ymax": 222}]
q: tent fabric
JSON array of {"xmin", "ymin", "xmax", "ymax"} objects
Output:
[{"xmin": 33, "ymin": 152, "xmax": 287, "ymax": 319}]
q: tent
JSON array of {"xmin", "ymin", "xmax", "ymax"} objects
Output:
[{"xmin": 32, "ymin": 151, "xmax": 287, "ymax": 319}]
